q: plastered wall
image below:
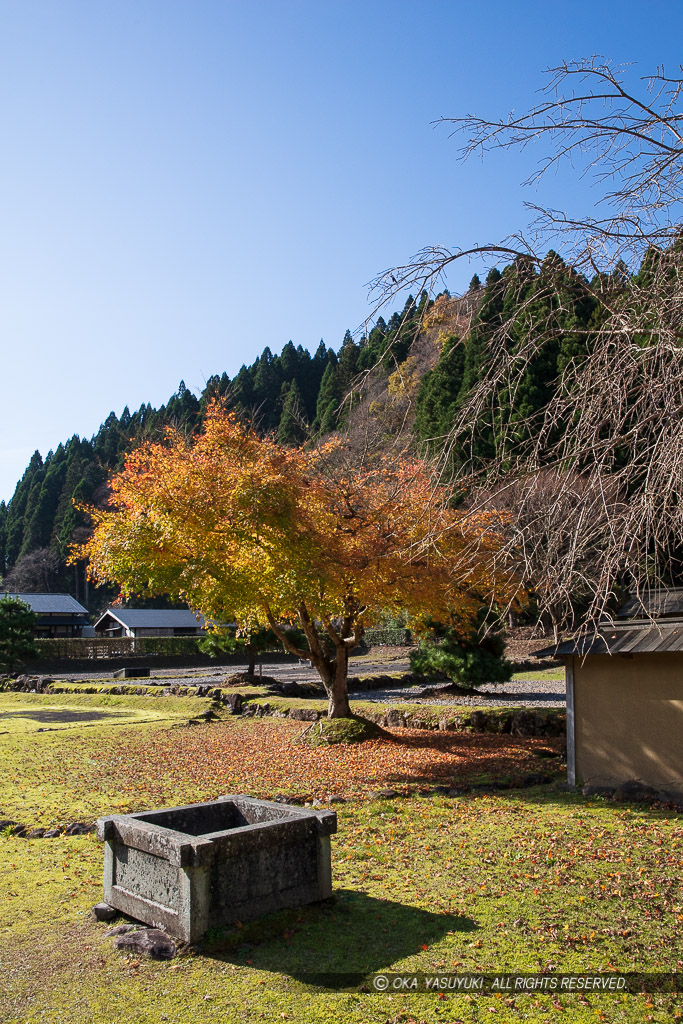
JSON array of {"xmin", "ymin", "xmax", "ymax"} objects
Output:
[{"xmin": 573, "ymin": 653, "xmax": 683, "ymax": 790}]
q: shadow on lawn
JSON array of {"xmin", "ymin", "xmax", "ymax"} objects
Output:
[
  {"xmin": 374, "ymin": 731, "xmax": 566, "ymax": 790},
  {"xmin": 200, "ymin": 888, "xmax": 477, "ymax": 985}
]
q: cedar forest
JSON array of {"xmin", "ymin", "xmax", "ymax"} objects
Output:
[{"xmin": 0, "ymin": 251, "xmax": 622, "ymax": 619}]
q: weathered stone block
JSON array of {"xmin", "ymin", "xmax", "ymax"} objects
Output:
[
  {"xmin": 113, "ymin": 667, "xmax": 150, "ymax": 679},
  {"xmin": 97, "ymin": 795, "xmax": 337, "ymax": 943}
]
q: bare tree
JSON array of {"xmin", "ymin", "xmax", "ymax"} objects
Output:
[
  {"xmin": 3, "ymin": 547, "xmax": 62, "ymax": 593},
  {"xmin": 369, "ymin": 57, "xmax": 683, "ymax": 631}
]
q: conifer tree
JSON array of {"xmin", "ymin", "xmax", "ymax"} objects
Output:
[
  {"xmin": 314, "ymin": 355, "xmax": 342, "ymax": 434},
  {"xmin": 5, "ymin": 452, "xmax": 44, "ymax": 568},
  {"xmin": 0, "ymin": 501, "xmax": 6, "ymax": 579},
  {"xmin": 277, "ymin": 380, "xmax": 308, "ymax": 445},
  {"xmin": 232, "ymin": 365, "xmax": 256, "ymax": 414},
  {"xmin": 414, "ymin": 335, "xmax": 465, "ymax": 445},
  {"xmin": 0, "ymin": 596, "xmax": 38, "ymax": 674}
]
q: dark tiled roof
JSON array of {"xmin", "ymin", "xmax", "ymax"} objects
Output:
[
  {"xmin": 535, "ymin": 619, "xmax": 683, "ymax": 658},
  {"xmin": 3, "ymin": 592, "xmax": 89, "ymax": 615},
  {"xmin": 95, "ymin": 608, "xmax": 205, "ymax": 629},
  {"xmin": 616, "ymin": 588, "xmax": 683, "ymax": 619}
]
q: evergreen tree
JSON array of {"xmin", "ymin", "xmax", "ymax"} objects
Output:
[
  {"xmin": 232, "ymin": 364, "xmax": 256, "ymax": 414},
  {"xmin": 334, "ymin": 331, "xmax": 361, "ymax": 426},
  {"xmin": 21, "ymin": 445, "xmax": 68, "ymax": 556},
  {"xmin": 5, "ymin": 451, "xmax": 44, "ymax": 568},
  {"xmin": 0, "ymin": 501, "xmax": 6, "ymax": 579},
  {"xmin": 279, "ymin": 340, "xmax": 300, "ymax": 382},
  {"xmin": 410, "ymin": 610, "xmax": 511, "ymax": 686},
  {"xmin": 414, "ymin": 335, "xmax": 465, "ymax": 443},
  {"xmin": 314, "ymin": 354, "xmax": 342, "ymax": 434},
  {"xmin": 252, "ymin": 347, "xmax": 284, "ymax": 429},
  {"xmin": 277, "ymin": 380, "xmax": 307, "ymax": 445},
  {"xmin": 165, "ymin": 381, "xmax": 200, "ymax": 430},
  {"xmin": 0, "ymin": 596, "xmax": 38, "ymax": 674},
  {"xmin": 357, "ymin": 317, "xmax": 387, "ymax": 371}
]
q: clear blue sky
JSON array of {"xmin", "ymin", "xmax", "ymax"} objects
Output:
[{"xmin": 1, "ymin": 0, "xmax": 681, "ymax": 501}]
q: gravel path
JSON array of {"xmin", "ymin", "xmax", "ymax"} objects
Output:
[
  {"xmin": 51, "ymin": 659, "xmax": 566, "ymax": 708},
  {"xmin": 350, "ymin": 677, "xmax": 566, "ymax": 709}
]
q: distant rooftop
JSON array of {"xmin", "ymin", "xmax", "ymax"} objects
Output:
[
  {"xmin": 95, "ymin": 608, "xmax": 205, "ymax": 629},
  {"xmin": 3, "ymin": 592, "xmax": 89, "ymax": 615},
  {"xmin": 616, "ymin": 588, "xmax": 683, "ymax": 620}
]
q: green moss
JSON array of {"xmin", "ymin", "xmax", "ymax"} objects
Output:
[
  {"xmin": 1, "ymin": 691, "xmax": 679, "ymax": 1023},
  {"xmin": 301, "ymin": 716, "xmax": 386, "ymax": 746},
  {"xmin": 1, "ymin": 793, "xmax": 681, "ymax": 1023}
]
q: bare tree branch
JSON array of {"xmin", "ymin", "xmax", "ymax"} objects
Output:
[{"xmin": 369, "ymin": 57, "xmax": 683, "ymax": 633}]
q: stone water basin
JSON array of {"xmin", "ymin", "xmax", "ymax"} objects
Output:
[{"xmin": 96, "ymin": 795, "xmax": 337, "ymax": 942}]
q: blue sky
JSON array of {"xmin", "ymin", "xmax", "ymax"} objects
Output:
[{"xmin": 1, "ymin": 0, "xmax": 682, "ymax": 501}]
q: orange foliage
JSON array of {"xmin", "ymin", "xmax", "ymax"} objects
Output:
[{"xmin": 72, "ymin": 404, "xmax": 516, "ymax": 710}]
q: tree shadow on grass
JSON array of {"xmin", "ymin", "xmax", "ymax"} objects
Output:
[
  {"xmin": 369, "ymin": 731, "xmax": 565, "ymax": 791},
  {"xmin": 200, "ymin": 888, "xmax": 477, "ymax": 986}
]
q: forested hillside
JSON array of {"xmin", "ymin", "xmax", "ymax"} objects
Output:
[
  {"xmin": 0, "ymin": 250, "xmax": 628, "ymax": 614},
  {"xmin": 0, "ymin": 293, "xmax": 429, "ymax": 610}
]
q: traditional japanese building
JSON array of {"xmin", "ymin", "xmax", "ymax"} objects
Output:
[
  {"xmin": 3, "ymin": 593, "xmax": 90, "ymax": 638},
  {"xmin": 93, "ymin": 608, "xmax": 206, "ymax": 638}
]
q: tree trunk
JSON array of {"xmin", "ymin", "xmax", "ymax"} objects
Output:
[
  {"xmin": 326, "ymin": 645, "xmax": 351, "ymax": 718},
  {"xmin": 263, "ymin": 602, "xmax": 354, "ymax": 718},
  {"xmin": 247, "ymin": 643, "xmax": 256, "ymax": 677}
]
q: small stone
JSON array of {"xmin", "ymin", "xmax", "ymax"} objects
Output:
[
  {"xmin": 289, "ymin": 708, "xmax": 320, "ymax": 722},
  {"xmin": 279, "ymin": 681, "xmax": 301, "ymax": 697},
  {"xmin": 105, "ymin": 924, "xmax": 138, "ymax": 936},
  {"xmin": 113, "ymin": 927, "xmax": 177, "ymax": 959},
  {"xmin": 222, "ymin": 693, "xmax": 243, "ymax": 714},
  {"xmin": 42, "ymin": 829, "xmax": 61, "ymax": 838},
  {"xmin": 27, "ymin": 828, "xmax": 46, "ymax": 838},
  {"xmin": 65, "ymin": 822, "xmax": 93, "ymax": 836},
  {"xmin": 430, "ymin": 786, "xmax": 450, "ymax": 796},
  {"xmin": 93, "ymin": 902, "xmax": 118, "ymax": 922},
  {"xmin": 510, "ymin": 711, "xmax": 537, "ymax": 737},
  {"xmin": 327, "ymin": 795, "xmax": 346, "ymax": 804},
  {"xmin": 367, "ymin": 788, "xmax": 398, "ymax": 800},
  {"xmin": 469, "ymin": 710, "xmax": 489, "ymax": 732}
]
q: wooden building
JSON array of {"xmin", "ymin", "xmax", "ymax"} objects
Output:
[
  {"xmin": 3, "ymin": 593, "xmax": 90, "ymax": 638},
  {"xmin": 93, "ymin": 608, "xmax": 206, "ymax": 638},
  {"xmin": 539, "ymin": 590, "xmax": 683, "ymax": 800}
]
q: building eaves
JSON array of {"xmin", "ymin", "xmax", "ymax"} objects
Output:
[{"xmin": 534, "ymin": 618, "xmax": 683, "ymax": 658}]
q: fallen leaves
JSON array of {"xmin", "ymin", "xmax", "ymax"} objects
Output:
[{"xmin": 86, "ymin": 718, "xmax": 565, "ymax": 804}]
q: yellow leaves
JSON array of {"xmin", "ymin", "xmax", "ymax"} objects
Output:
[{"xmin": 387, "ymin": 357, "xmax": 421, "ymax": 398}]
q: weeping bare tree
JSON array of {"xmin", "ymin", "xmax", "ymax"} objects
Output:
[{"xmin": 369, "ymin": 57, "xmax": 683, "ymax": 632}]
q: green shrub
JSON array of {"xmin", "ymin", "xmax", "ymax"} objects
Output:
[{"xmin": 410, "ymin": 612, "xmax": 512, "ymax": 686}]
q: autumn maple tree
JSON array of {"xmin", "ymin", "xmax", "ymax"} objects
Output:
[{"xmin": 74, "ymin": 404, "xmax": 513, "ymax": 717}]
